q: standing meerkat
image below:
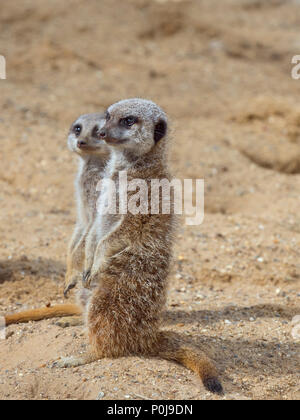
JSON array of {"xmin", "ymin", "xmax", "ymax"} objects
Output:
[
  {"xmin": 4, "ymin": 113, "xmax": 110, "ymax": 326},
  {"xmin": 55, "ymin": 98, "xmax": 223, "ymax": 395},
  {"xmin": 64, "ymin": 112, "xmax": 110, "ymax": 297}
]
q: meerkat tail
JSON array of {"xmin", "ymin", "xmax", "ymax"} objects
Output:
[
  {"xmin": 156, "ymin": 331, "xmax": 223, "ymax": 395},
  {"xmin": 4, "ymin": 304, "xmax": 82, "ymax": 326}
]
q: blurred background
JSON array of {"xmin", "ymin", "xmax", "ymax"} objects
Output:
[{"xmin": 0, "ymin": 0, "xmax": 299, "ymax": 400}]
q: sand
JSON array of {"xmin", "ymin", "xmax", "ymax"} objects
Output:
[{"xmin": 0, "ymin": 0, "xmax": 299, "ymax": 400}]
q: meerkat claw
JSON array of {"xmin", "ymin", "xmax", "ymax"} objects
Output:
[
  {"xmin": 82, "ymin": 270, "xmax": 91, "ymax": 288},
  {"xmin": 63, "ymin": 281, "xmax": 77, "ymax": 298}
]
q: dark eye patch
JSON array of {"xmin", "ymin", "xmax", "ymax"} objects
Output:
[
  {"xmin": 119, "ymin": 116, "xmax": 138, "ymax": 128},
  {"xmin": 91, "ymin": 125, "xmax": 100, "ymax": 138},
  {"xmin": 105, "ymin": 111, "xmax": 110, "ymax": 121},
  {"xmin": 154, "ymin": 119, "xmax": 167, "ymax": 143},
  {"xmin": 73, "ymin": 124, "xmax": 82, "ymax": 137}
]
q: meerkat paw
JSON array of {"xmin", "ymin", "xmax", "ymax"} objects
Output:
[
  {"xmin": 63, "ymin": 281, "xmax": 77, "ymax": 298},
  {"xmin": 52, "ymin": 353, "xmax": 99, "ymax": 368},
  {"xmin": 64, "ymin": 272, "xmax": 81, "ymax": 298},
  {"xmin": 55, "ymin": 316, "xmax": 83, "ymax": 328},
  {"xmin": 52, "ymin": 356, "xmax": 86, "ymax": 368},
  {"xmin": 82, "ymin": 269, "xmax": 91, "ymax": 288}
]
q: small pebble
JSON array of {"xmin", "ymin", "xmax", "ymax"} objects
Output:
[{"xmin": 96, "ymin": 391, "xmax": 105, "ymax": 400}]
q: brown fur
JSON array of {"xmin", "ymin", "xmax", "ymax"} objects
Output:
[{"xmin": 56, "ymin": 99, "xmax": 223, "ymax": 395}]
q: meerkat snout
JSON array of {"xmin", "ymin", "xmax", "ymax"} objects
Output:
[
  {"xmin": 98, "ymin": 128, "xmax": 108, "ymax": 140},
  {"xmin": 77, "ymin": 139, "xmax": 87, "ymax": 148}
]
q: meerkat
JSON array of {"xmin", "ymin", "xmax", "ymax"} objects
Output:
[
  {"xmin": 54, "ymin": 98, "xmax": 223, "ymax": 395},
  {"xmin": 4, "ymin": 113, "xmax": 110, "ymax": 326},
  {"xmin": 64, "ymin": 112, "xmax": 110, "ymax": 297}
]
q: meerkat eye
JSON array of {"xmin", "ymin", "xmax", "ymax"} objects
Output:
[
  {"xmin": 105, "ymin": 112, "xmax": 110, "ymax": 121},
  {"xmin": 120, "ymin": 116, "xmax": 138, "ymax": 128},
  {"xmin": 73, "ymin": 124, "xmax": 82, "ymax": 137}
]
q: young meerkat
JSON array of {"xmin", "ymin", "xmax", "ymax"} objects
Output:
[
  {"xmin": 4, "ymin": 113, "xmax": 110, "ymax": 326},
  {"xmin": 55, "ymin": 98, "xmax": 223, "ymax": 395},
  {"xmin": 64, "ymin": 112, "xmax": 110, "ymax": 298}
]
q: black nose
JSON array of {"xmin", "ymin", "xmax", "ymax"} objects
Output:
[
  {"xmin": 99, "ymin": 130, "xmax": 106, "ymax": 138},
  {"xmin": 77, "ymin": 140, "xmax": 87, "ymax": 148}
]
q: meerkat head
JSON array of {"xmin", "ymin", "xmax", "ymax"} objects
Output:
[
  {"xmin": 98, "ymin": 99, "xmax": 168, "ymax": 156},
  {"xmin": 68, "ymin": 113, "xmax": 109, "ymax": 157}
]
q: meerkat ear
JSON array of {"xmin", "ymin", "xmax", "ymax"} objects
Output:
[{"xmin": 154, "ymin": 119, "xmax": 167, "ymax": 143}]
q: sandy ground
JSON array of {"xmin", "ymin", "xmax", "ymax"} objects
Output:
[{"xmin": 0, "ymin": 0, "xmax": 299, "ymax": 400}]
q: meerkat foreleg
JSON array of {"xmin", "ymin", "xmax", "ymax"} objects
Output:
[
  {"xmin": 82, "ymin": 223, "xmax": 100, "ymax": 288},
  {"xmin": 83, "ymin": 243, "xmax": 130, "ymax": 289},
  {"xmin": 82, "ymin": 217, "xmax": 126, "ymax": 289},
  {"xmin": 64, "ymin": 222, "xmax": 95, "ymax": 297},
  {"xmin": 64, "ymin": 225, "xmax": 85, "ymax": 296}
]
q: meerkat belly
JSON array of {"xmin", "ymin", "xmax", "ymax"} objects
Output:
[
  {"xmin": 77, "ymin": 173, "xmax": 101, "ymax": 225},
  {"xmin": 95, "ymin": 178, "xmax": 123, "ymax": 241},
  {"xmin": 95, "ymin": 213, "xmax": 122, "ymax": 243}
]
